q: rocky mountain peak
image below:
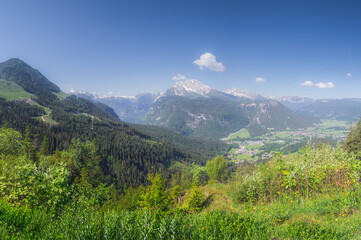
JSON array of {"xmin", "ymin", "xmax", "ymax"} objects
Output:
[{"xmin": 170, "ymin": 79, "xmax": 214, "ymax": 96}]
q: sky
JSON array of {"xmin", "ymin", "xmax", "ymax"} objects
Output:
[{"xmin": 0, "ymin": 0, "xmax": 360, "ymax": 99}]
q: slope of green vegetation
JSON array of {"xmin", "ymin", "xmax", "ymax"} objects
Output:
[
  {"xmin": 0, "ymin": 59, "xmax": 223, "ymax": 190},
  {"xmin": 0, "ymin": 79, "xmax": 34, "ymax": 100},
  {"xmin": 2, "ymin": 118, "xmax": 361, "ymax": 239},
  {"xmin": 132, "ymin": 124, "xmax": 231, "ymax": 160}
]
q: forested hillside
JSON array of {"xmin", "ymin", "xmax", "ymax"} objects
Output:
[
  {"xmin": 0, "ymin": 59, "xmax": 228, "ymax": 189},
  {"xmin": 2, "ymin": 117, "xmax": 361, "ymax": 239}
]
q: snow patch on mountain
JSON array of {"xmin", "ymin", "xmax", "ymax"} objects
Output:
[
  {"xmin": 170, "ymin": 79, "xmax": 214, "ymax": 96},
  {"xmin": 224, "ymin": 88, "xmax": 265, "ymax": 100}
]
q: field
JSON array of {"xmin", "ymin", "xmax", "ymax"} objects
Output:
[{"xmin": 0, "ymin": 79, "xmax": 34, "ymax": 100}]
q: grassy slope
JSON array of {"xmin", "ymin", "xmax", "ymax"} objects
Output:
[
  {"xmin": 200, "ymin": 182, "xmax": 358, "ymax": 239},
  {"xmin": 0, "ymin": 79, "xmax": 34, "ymax": 100}
]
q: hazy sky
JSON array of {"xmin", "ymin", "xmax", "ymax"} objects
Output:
[{"xmin": 0, "ymin": 0, "xmax": 360, "ymax": 98}]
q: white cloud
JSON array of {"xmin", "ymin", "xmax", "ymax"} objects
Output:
[
  {"xmin": 255, "ymin": 77, "xmax": 266, "ymax": 83},
  {"xmin": 346, "ymin": 73, "xmax": 352, "ymax": 77},
  {"xmin": 172, "ymin": 73, "xmax": 187, "ymax": 81},
  {"xmin": 300, "ymin": 81, "xmax": 314, "ymax": 86},
  {"xmin": 69, "ymin": 88, "xmax": 75, "ymax": 93},
  {"xmin": 315, "ymin": 82, "xmax": 334, "ymax": 89},
  {"xmin": 193, "ymin": 52, "xmax": 225, "ymax": 72}
]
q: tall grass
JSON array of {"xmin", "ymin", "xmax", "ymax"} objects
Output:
[{"xmin": 231, "ymin": 145, "xmax": 360, "ymax": 204}]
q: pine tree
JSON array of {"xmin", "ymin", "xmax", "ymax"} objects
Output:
[
  {"xmin": 22, "ymin": 126, "xmax": 38, "ymax": 162},
  {"xmin": 40, "ymin": 136, "xmax": 50, "ymax": 156}
]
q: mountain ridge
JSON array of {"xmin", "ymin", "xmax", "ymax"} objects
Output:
[{"xmin": 0, "ymin": 58, "xmax": 229, "ymax": 189}]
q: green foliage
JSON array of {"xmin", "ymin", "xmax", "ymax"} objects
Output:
[
  {"xmin": 206, "ymin": 155, "xmax": 228, "ymax": 182},
  {"xmin": 22, "ymin": 126, "xmax": 37, "ymax": 163},
  {"xmin": 0, "ymin": 157, "xmax": 70, "ymax": 213},
  {"xmin": 283, "ymin": 221, "xmax": 341, "ymax": 239},
  {"xmin": 344, "ymin": 119, "xmax": 361, "ymax": 154},
  {"xmin": 185, "ymin": 183, "xmax": 206, "ymax": 213},
  {"xmin": 231, "ymin": 145, "xmax": 360, "ymax": 204},
  {"xmin": 39, "ymin": 136, "xmax": 50, "ymax": 156},
  {"xmin": 190, "ymin": 163, "xmax": 209, "ymax": 185},
  {"xmin": 139, "ymin": 173, "xmax": 171, "ymax": 211},
  {"xmin": 0, "ymin": 124, "xmax": 23, "ymax": 156},
  {"xmin": 190, "ymin": 210, "xmax": 269, "ymax": 239},
  {"xmin": 118, "ymin": 187, "xmax": 144, "ymax": 210},
  {"xmin": 132, "ymin": 124, "xmax": 231, "ymax": 163},
  {"xmin": 63, "ymin": 139, "xmax": 103, "ymax": 187}
]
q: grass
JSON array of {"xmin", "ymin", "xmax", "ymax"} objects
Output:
[
  {"xmin": 54, "ymin": 91, "xmax": 69, "ymax": 100},
  {"xmin": 228, "ymin": 129, "xmax": 250, "ymax": 141},
  {"xmin": 246, "ymin": 144, "xmax": 262, "ymax": 150},
  {"xmin": 0, "ymin": 79, "xmax": 34, "ymax": 100},
  {"xmin": 319, "ymin": 119, "xmax": 350, "ymax": 128},
  {"xmin": 198, "ymin": 182, "xmax": 360, "ymax": 239}
]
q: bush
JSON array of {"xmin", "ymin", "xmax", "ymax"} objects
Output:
[
  {"xmin": 231, "ymin": 145, "xmax": 360, "ymax": 204},
  {"xmin": 206, "ymin": 155, "xmax": 228, "ymax": 183}
]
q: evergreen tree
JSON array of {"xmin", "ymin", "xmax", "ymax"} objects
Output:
[
  {"xmin": 40, "ymin": 136, "xmax": 50, "ymax": 156},
  {"xmin": 139, "ymin": 173, "xmax": 171, "ymax": 211},
  {"xmin": 344, "ymin": 120, "xmax": 361, "ymax": 154},
  {"xmin": 22, "ymin": 126, "xmax": 38, "ymax": 163},
  {"xmin": 206, "ymin": 155, "xmax": 228, "ymax": 182}
]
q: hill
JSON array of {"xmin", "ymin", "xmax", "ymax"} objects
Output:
[
  {"xmin": 0, "ymin": 79, "xmax": 34, "ymax": 100},
  {"xmin": 0, "ymin": 58, "xmax": 227, "ymax": 189}
]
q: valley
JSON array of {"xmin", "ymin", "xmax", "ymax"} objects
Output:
[
  {"xmin": 223, "ymin": 119, "xmax": 349, "ymax": 163},
  {"xmin": 3, "ymin": 1, "xmax": 361, "ymax": 238}
]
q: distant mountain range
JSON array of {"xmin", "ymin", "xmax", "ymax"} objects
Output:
[
  {"xmin": 74, "ymin": 79, "xmax": 315, "ymax": 139},
  {"xmin": 74, "ymin": 78, "xmax": 361, "ymax": 139}
]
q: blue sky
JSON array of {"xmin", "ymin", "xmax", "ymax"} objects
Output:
[{"xmin": 0, "ymin": 0, "xmax": 360, "ymax": 98}]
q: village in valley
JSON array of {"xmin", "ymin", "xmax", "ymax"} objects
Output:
[{"xmin": 223, "ymin": 120, "xmax": 349, "ymax": 163}]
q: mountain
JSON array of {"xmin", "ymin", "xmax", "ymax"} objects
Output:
[
  {"xmin": 241, "ymin": 100, "xmax": 314, "ymax": 136},
  {"xmin": 144, "ymin": 95, "xmax": 250, "ymax": 139},
  {"xmin": 144, "ymin": 80, "xmax": 313, "ymax": 139},
  {"xmin": 270, "ymin": 96, "xmax": 361, "ymax": 122},
  {"xmin": 297, "ymin": 99, "xmax": 361, "ymax": 122},
  {"xmin": 224, "ymin": 88, "xmax": 266, "ymax": 101},
  {"xmin": 0, "ymin": 58, "xmax": 229, "ymax": 189},
  {"xmin": 74, "ymin": 91, "xmax": 160, "ymax": 123},
  {"xmin": 167, "ymin": 79, "xmax": 216, "ymax": 97},
  {"xmin": 269, "ymin": 96, "xmax": 326, "ymax": 110}
]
